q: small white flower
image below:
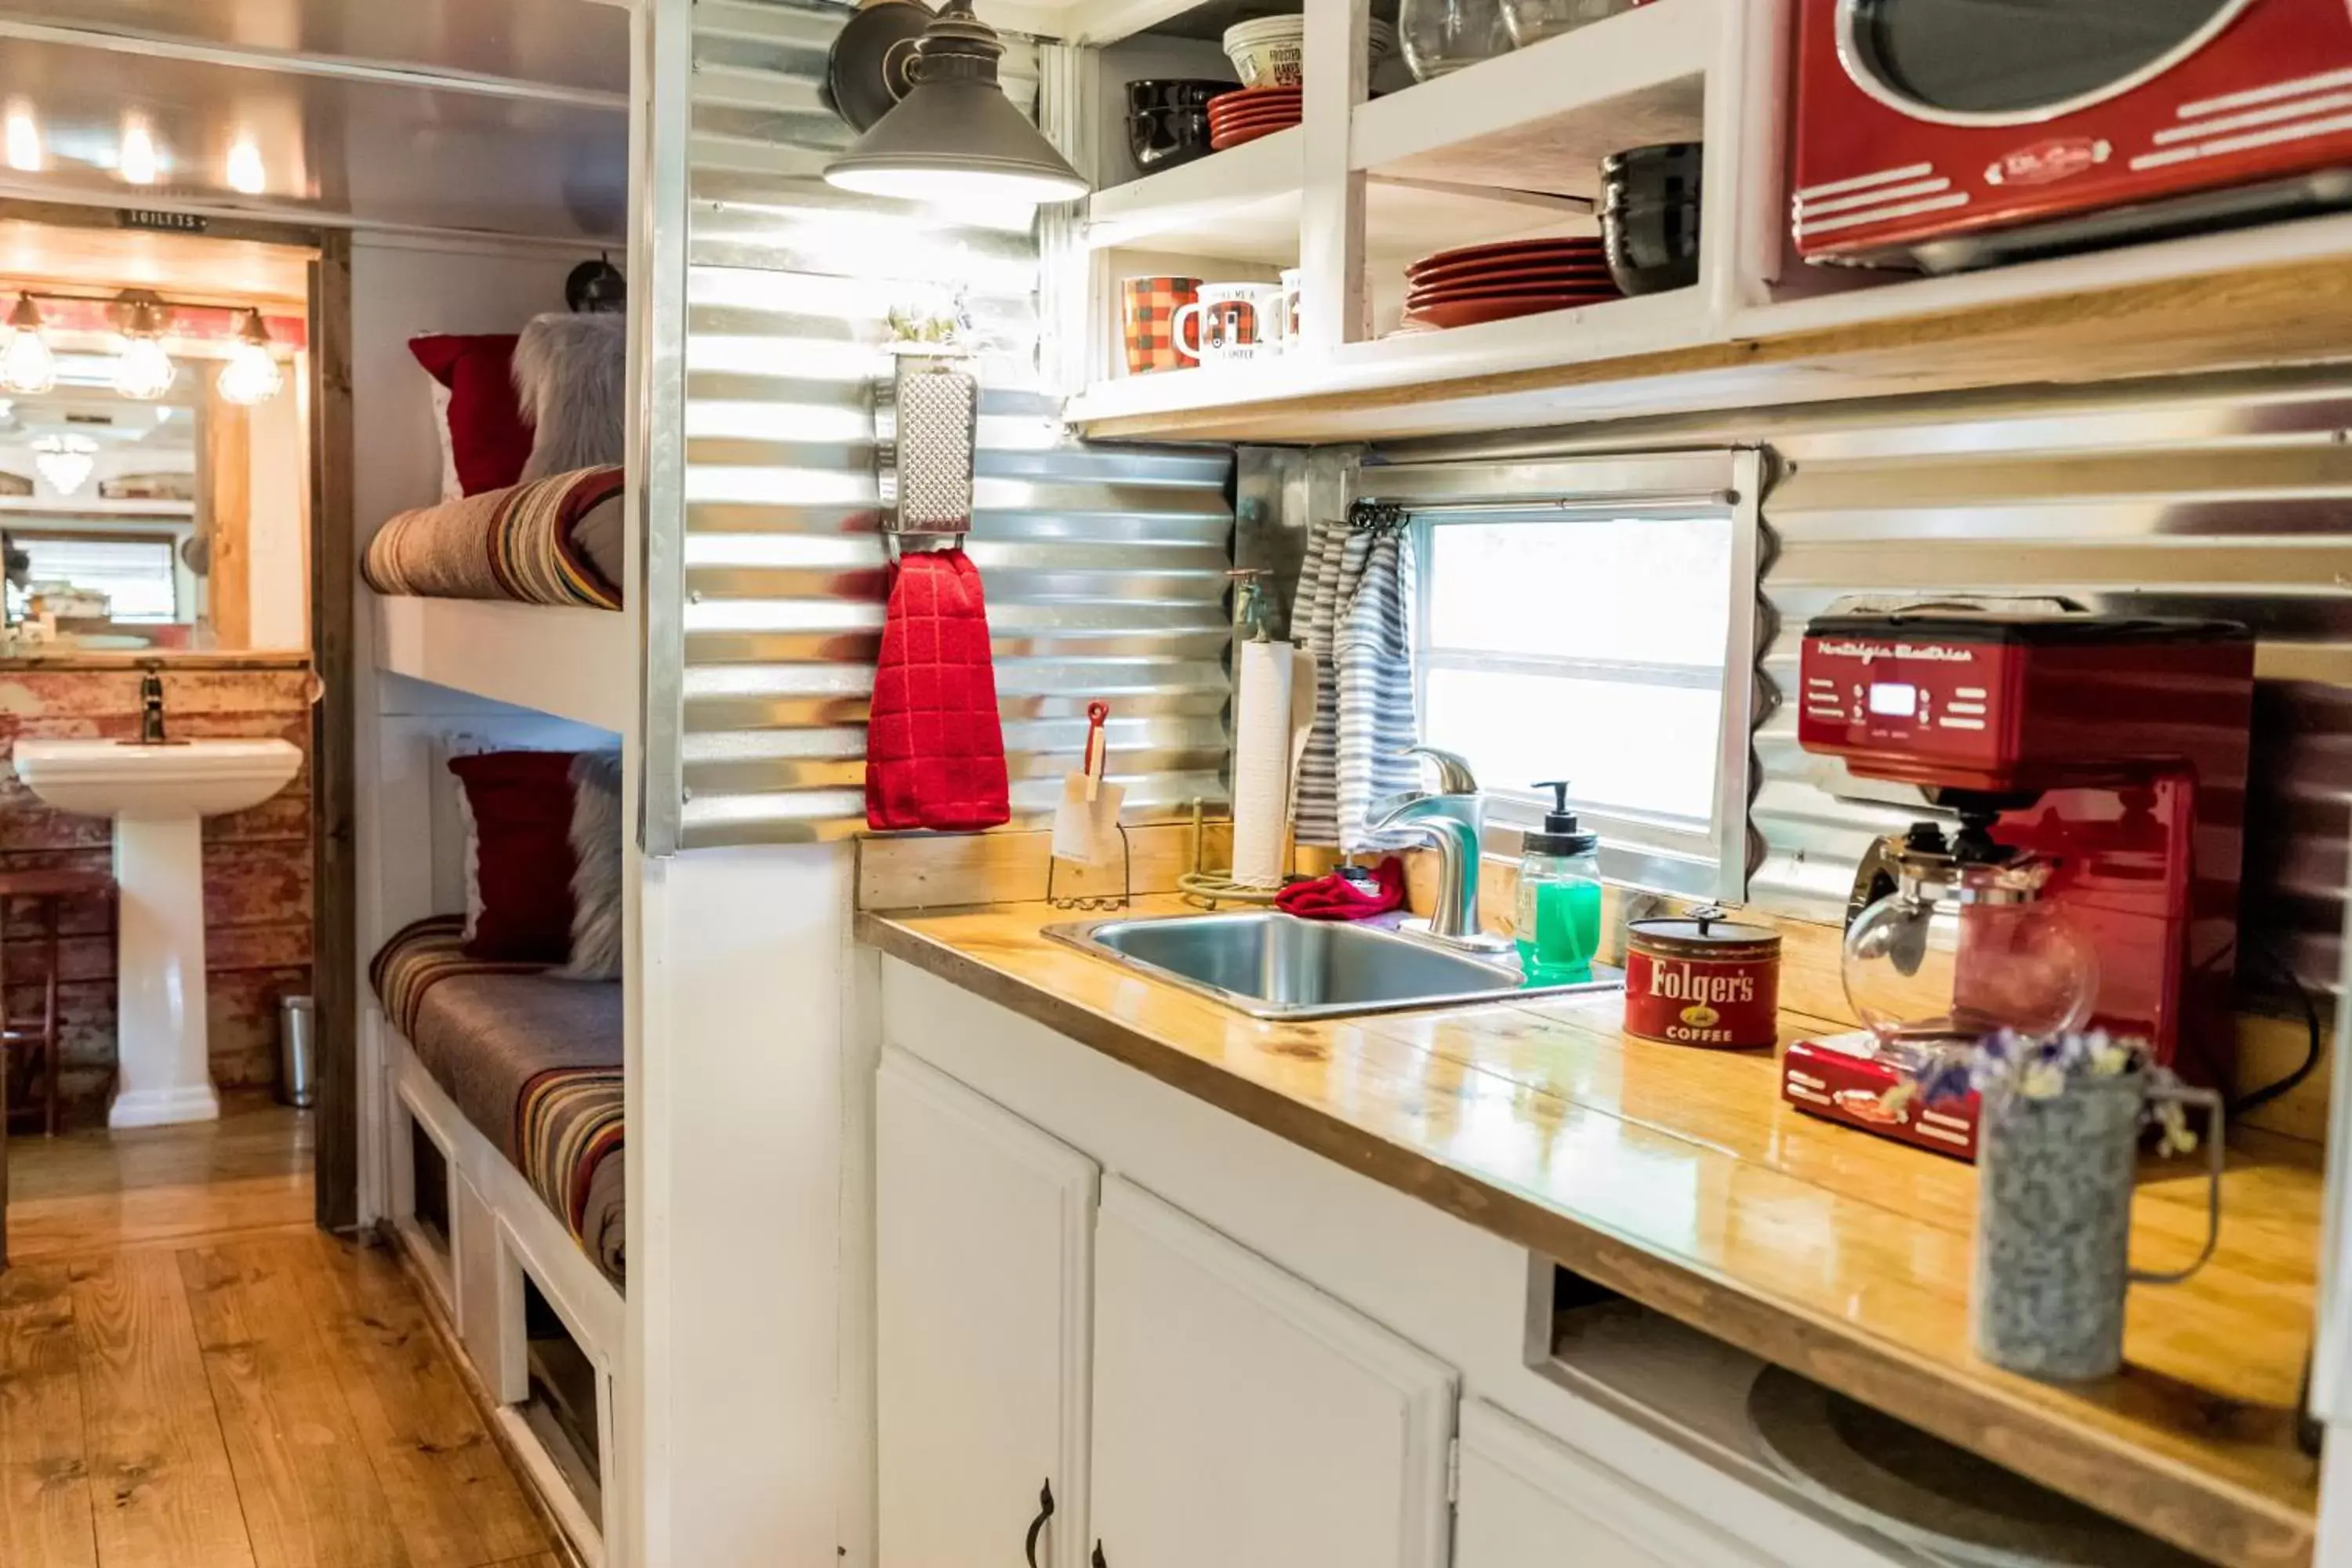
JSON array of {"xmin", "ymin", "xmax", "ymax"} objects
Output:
[{"xmin": 2021, "ymin": 1062, "xmax": 2067, "ymax": 1100}]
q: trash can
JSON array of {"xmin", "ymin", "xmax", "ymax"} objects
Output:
[{"xmin": 278, "ymin": 995, "xmax": 316, "ymax": 1109}]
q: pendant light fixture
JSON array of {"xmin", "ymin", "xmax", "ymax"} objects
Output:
[
  {"xmin": 110, "ymin": 290, "xmax": 176, "ymax": 401},
  {"xmin": 217, "ymin": 309, "xmax": 284, "ymax": 405},
  {"xmin": 32, "ymin": 436, "xmax": 94, "ymax": 498},
  {"xmin": 0, "ymin": 293, "xmax": 55, "ymax": 395},
  {"xmin": 822, "ymin": 0, "xmax": 1086, "ymax": 207}
]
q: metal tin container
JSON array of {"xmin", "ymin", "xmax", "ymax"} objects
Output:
[{"xmin": 1624, "ymin": 906, "xmax": 1781, "ymax": 1051}]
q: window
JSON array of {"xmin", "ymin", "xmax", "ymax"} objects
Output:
[
  {"xmin": 1377, "ymin": 452, "xmax": 1759, "ymax": 902},
  {"xmin": 10, "ymin": 532, "xmax": 181, "ymax": 622}
]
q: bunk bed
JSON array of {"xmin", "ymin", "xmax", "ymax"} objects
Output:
[
  {"xmin": 360, "ymin": 311, "xmax": 633, "ymax": 1559},
  {"xmin": 366, "ymin": 463, "xmax": 633, "ymax": 732}
]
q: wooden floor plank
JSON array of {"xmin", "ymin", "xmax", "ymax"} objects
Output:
[
  {"xmin": 0, "ymin": 1263, "xmax": 98, "ymax": 1568},
  {"xmin": 294, "ymin": 1232, "xmax": 549, "ymax": 1568},
  {"xmin": 8, "ymin": 1176, "xmax": 315, "ymax": 1264},
  {"xmin": 69, "ymin": 1248, "xmax": 256, "ymax": 1568},
  {"xmin": 481, "ymin": 1556, "xmax": 564, "ymax": 1568},
  {"xmin": 178, "ymin": 1237, "xmax": 408, "ymax": 1568}
]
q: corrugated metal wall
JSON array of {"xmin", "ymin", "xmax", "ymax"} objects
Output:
[
  {"xmin": 662, "ymin": 0, "xmax": 1233, "ymax": 849},
  {"xmin": 1381, "ymin": 369, "xmax": 2352, "ymax": 996}
]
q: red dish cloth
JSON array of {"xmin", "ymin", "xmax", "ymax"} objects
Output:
[
  {"xmin": 1276, "ymin": 856, "xmax": 1406, "ymax": 921},
  {"xmin": 866, "ymin": 550, "xmax": 1012, "ymax": 833}
]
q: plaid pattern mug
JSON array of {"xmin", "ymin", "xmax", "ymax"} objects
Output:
[{"xmin": 1121, "ymin": 275, "xmax": 1201, "ymax": 374}]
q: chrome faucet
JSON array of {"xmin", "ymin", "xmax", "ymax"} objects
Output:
[
  {"xmin": 1368, "ymin": 745, "xmax": 1508, "ymax": 952},
  {"xmin": 139, "ymin": 665, "xmax": 166, "ymax": 745}
]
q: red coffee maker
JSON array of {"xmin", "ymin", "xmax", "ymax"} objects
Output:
[{"xmin": 1782, "ymin": 604, "xmax": 2254, "ymax": 1155}]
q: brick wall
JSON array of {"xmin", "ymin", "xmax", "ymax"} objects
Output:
[{"xmin": 0, "ymin": 662, "xmax": 313, "ymax": 1125}]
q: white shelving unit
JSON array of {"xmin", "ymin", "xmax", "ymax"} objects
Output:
[
  {"xmin": 1065, "ymin": 0, "xmax": 2352, "ymax": 440},
  {"xmin": 1073, "ymin": 0, "xmax": 1750, "ymax": 422},
  {"xmin": 375, "ymin": 595, "xmax": 633, "ymax": 735}
]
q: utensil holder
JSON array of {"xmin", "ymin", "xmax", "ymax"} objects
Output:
[
  {"xmin": 876, "ymin": 346, "xmax": 978, "ymax": 547},
  {"xmin": 1972, "ymin": 1073, "xmax": 2223, "ymax": 1380}
]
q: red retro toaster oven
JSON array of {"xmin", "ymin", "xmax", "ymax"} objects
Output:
[{"xmin": 1792, "ymin": 0, "xmax": 2352, "ymax": 272}]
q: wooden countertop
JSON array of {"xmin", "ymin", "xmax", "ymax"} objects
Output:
[
  {"xmin": 0, "ymin": 650, "xmax": 312, "ymax": 672},
  {"xmin": 859, "ymin": 898, "xmax": 2325, "ymax": 1568}
]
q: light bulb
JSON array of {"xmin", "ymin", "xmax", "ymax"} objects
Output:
[
  {"xmin": 112, "ymin": 336, "xmax": 176, "ymax": 401},
  {"xmin": 120, "ymin": 117, "xmax": 159, "ymax": 185},
  {"xmin": 226, "ymin": 138, "xmax": 265, "ymax": 195},
  {"xmin": 0, "ymin": 325, "xmax": 54, "ymax": 395},
  {"xmin": 5, "ymin": 102, "xmax": 41, "ymax": 173},
  {"xmin": 218, "ymin": 340, "xmax": 283, "ymax": 405}
]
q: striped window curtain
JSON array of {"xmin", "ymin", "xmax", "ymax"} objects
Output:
[{"xmin": 1290, "ymin": 504, "xmax": 1421, "ymax": 853}]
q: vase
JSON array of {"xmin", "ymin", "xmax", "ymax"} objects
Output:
[{"xmin": 1972, "ymin": 1073, "xmax": 2223, "ymax": 1380}]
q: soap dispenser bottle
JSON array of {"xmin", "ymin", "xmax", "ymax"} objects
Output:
[{"xmin": 1515, "ymin": 781, "xmax": 1602, "ymax": 985}]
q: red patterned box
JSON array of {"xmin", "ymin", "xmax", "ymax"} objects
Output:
[{"xmin": 1781, "ymin": 1034, "xmax": 1980, "ymax": 1163}]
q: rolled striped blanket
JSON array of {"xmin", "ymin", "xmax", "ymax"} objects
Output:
[{"xmin": 362, "ymin": 465, "xmax": 623, "ymax": 610}]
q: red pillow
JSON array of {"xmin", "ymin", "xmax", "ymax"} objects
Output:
[
  {"xmin": 410, "ymin": 334, "xmax": 533, "ymax": 496},
  {"xmin": 449, "ymin": 750, "xmax": 578, "ymax": 963}
]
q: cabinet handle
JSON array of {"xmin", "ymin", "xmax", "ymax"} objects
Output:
[{"xmin": 1022, "ymin": 1480, "xmax": 1055, "ymax": 1568}]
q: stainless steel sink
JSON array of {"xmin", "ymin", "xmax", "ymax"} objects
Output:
[{"xmin": 1044, "ymin": 910, "xmax": 1621, "ymax": 1021}]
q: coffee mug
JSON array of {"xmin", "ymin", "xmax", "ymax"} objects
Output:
[
  {"xmin": 1174, "ymin": 282, "xmax": 1284, "ymax": 365},
  {"xmin": 1122, "ymin": 275, "xmax": 1202, "ymax": 375}
]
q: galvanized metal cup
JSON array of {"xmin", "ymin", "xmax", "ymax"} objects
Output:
[{"xmin": 1971, "ymin": 1073, "xmax": 2223, "ymax": 1381}]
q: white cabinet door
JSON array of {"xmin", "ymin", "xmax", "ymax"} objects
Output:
[
  {"xmin": 877, "ymin": 1050, "xmax": 1098, "ymax": 1568},
  {"xmin": 1089, "ymin": 1177, "xmax": 1457, "ymax": 1568},
  {"xmin": 1454, "ymin": 1399, "xmax": 1770, "ymax": 1568}
]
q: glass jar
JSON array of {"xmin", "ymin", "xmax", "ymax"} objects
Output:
[
  {"xmin": 1500, "ymin": 0, "xmax": 1630, "ymax": 49},
  {"xmin": 1399, "ymin": 0, "xmax": 1514, "ymax": 81}
]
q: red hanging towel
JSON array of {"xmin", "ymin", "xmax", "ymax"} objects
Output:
[{"xmin": 866, "ymin": 548, "xmax": 1011, "ymax": 832}]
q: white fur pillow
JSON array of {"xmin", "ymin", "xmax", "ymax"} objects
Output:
[
  {"xmin": 561, "ymin": 750, "xmax": 625, "ymax": 981},
  {"xmin": 513, "ymin": 312, "xmax": 627, "ymax": 484}
]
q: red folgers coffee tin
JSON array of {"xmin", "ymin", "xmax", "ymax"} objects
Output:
[{"xmin": 1623, "ymin": 906, "xmax": 1781, "ymax": 1051}]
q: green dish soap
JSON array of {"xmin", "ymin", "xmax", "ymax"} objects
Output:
[{"xmin": 1515, "ymin": 781, "xmax": 1602, "ymax": 986}]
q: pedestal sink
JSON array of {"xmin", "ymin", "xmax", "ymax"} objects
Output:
[{"xmin": 13, "ymin": 738, "xmax": 303, "ymax": 1127}]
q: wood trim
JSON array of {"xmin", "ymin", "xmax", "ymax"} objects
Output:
[
  {"xmin": 855, "ymin": 819, "xmax": 1236, "ymax": 911},
  {"xmin": 310, "ymin": 232, "xmax": 358, "ymax": 1232},
  {"xmin": 1074, "ymin": 252, "xmax": 2352, "ymax": 444},
  {"xmin": 204, "ymin": 386, "xmax": 252, "ymax": 649}
]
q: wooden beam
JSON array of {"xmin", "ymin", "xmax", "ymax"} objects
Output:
[
  {"xmin": 308, "ymin": 233, "xmax": 358, "ymax": 1234},
  {"xmin": 203, "ymin": 389, "xmax": 252, "ymax": 649}
]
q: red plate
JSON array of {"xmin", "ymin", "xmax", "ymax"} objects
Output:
[
  {"xmin": 1407, "ymin": 239, "xmax": 1605, "ymax": 281},
  {"xmin": 1406, "ymin": 263, "xmax": 1618, "ymax": 296},
  {"xmin": 1209, "ymin": 101, "xmax": 1301, "ymax": 121},
  {"xmin": 1207, "ymin": 89, "xmax": 1301, "ymax": 112},
  {"xmin": 1210, "ymin": 121, "xmax": 1297, "ymax": 150},
  {"xmin": 1209, "ymin": 105, "xmax": 1301, "ymax": 126},
  {"xmin": 1407, "ymin": 291, "xmax": 1621, "ymax": 314},
  {"xmin": 1405, "ymin": 294, "xmax": 1615, "ymax": 329},
  {"xmin": 1209, "ymin": 114, "xmax": 1301, "ymax": 136}
]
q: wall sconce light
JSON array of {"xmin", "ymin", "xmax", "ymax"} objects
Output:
[
  {"xmin": 110, "ymin": 290, "xmax": 177, "ymax": 401},
  {"xmin": 822, "ymin": 0, "xmax": 1086, "ymax": 207},
  {"xmin": 217, "ymin": 310, "xmax": 284, "ymax": 405},
  {"xmin": 0, "ymin": 294, "xmax": 55, "ymax": 395}
]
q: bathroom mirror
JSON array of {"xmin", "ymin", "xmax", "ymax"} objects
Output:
[{"xmin": 0, "ymin": 263, "xmax": 310, "ymax": 659}]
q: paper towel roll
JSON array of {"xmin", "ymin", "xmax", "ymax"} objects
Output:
[{"xmin": 1232, "ymin": 637, "xmax": 1295, "ymax": 889}]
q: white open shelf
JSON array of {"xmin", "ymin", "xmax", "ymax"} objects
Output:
[
  {"xmin": 1349, "ymin": 0, "xmax": 1710, "ymax": 196},
  {"xmin": 1088, "ymin": 125, "xmax": 1588, "ymax": 266},
  {"xmin": 375, "ymin": 595, "xmax": 632, "ymax": 735}
]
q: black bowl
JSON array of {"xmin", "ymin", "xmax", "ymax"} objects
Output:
[
  {"xmin": 1601, "ymin": 141, "xmax": 1703, "ymax": 212},
  {"xmin": 1127, "ymin": 78, "xmax": 1232, "ymax": 113},
  {"xmin": 1602, "ymin": 198, "xmax": 1700, "ymax": 296},
  {"xmin": 1128, "ymin": 107, "xmax": 1216, "ymax": 172}
]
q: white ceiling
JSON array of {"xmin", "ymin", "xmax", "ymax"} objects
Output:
[{"xmin": 0, "ymin": 0, "xmax": 630, "ymax": 241}]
